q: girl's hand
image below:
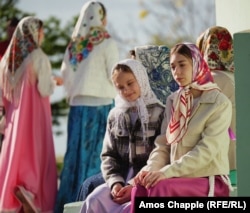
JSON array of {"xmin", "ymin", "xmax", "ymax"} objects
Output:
[
  {"xmin": 142, "ymin": 171, "xmax": 165, "ymax": 188},
  {"xmin": 134, "ymin": 171, "xmax": 166, "ymax": 188},
  {"xmin": 111, "ymin": 183, "xmax": 123, "ymax": 199},
  {"xmin": 133, "ymin": 170, "xmax": 149, "ymax": 186},
  {"xmin": 112, "ymin": 185, "xmax": 133, "ymax": 204},
  {"xmin": 54, "ymin": 76, "xmax": 63, "ymax": 86}
]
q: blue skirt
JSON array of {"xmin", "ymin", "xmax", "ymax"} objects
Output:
[{"xmin": 55, "ymin": 104, "xmax": 113, "ymax": 213}]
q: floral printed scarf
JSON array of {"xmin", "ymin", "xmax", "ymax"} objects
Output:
[
  {"xmin": 135, "ymin": 45, "xmax": 179, "ymax": 105},
  {"xmin": 0, "ymin": 16, "xmax": 42, "ymax": 104},
  {"xmin": 196, "ymin": 26, "xmax": 234, "ymax": 72},
  {"xmin": 67, "ymin": 1, "xmax": 111, "ymax": 71}
]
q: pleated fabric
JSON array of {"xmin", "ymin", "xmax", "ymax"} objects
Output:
[{"xmin": 55, "ymin": 104, "xmax": 113, "ymax": 213}]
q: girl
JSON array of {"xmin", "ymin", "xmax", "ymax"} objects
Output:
[
  {"xmin": 76, "ymin": 44, "xmax": 179, "ymax": 202},
  {"xmin": 55, "ymin": 1, "xmax": 119, "ymax": 212},
  {"xmin": 131, "ymin": 43, "xmax": 232, "ymax": 212},
  {"xmin": 196, "ymin": 26, "xmax": 236, "ymax": 181},
  {"xmin": 80, "ymin": 59, "xmax": 164, "ymax": 213},
  {"xmin": 0, "ymin": 16, "xmax": 60, "ymax": 213}
]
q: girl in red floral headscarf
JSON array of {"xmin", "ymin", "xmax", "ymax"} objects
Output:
[
  {"xmin": 0, "ymin": 16, "xmax": 61, "ymax": 213},
  {"xmin": 196, "ymin": 26, "xmax": 236, "ymax": 183}
]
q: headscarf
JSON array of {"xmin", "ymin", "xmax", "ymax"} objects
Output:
[
  {"xmin": 112, "ymin": 59, "xmax": 162, "ymax": 142},
  {"xmin": 196, "ymin": 26, "xmax": 234, "ymax": 72},
  {"xmin": 166, "ymin": 43, "xmax": 220, "ymax": 144},
  {"xmin": 0, "ymin": 16, "xmax": 42, "ymax": 104},
  {"xmin": 135, "ymin": 45, "xmax": 179, "ymax": 105},
  {"xmin": 197, "ymin": 27, "xmax": 236, "ymax": 141},
  {"xmin": 67, "ymin": 1, "xmax": 110, "ymax": 71}
]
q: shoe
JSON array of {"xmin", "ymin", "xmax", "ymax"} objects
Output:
[{"xmin": 14, "ymin": 186, "xmax": 39, "ymax": 213}]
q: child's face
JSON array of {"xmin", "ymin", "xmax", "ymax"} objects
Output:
[
  {"xmin": 113, "ymin": 71, "xmax": 141, "ymax": 102},
  {"xmin": 170, "ymin": 53, "xmax": 193, "ymax": 87}
]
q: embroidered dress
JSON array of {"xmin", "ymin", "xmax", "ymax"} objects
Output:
[
  {"xmin": 55, "ymin": 1, "xmax": 119, "ymax": 212},
  {"xmin": 0, "ymin": 17, "xmax": 57, "ymax": 212}
]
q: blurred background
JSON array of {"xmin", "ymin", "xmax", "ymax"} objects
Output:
[{"xmin": 0, "ymin": 0, "xmax": 216, "ymax": 159}]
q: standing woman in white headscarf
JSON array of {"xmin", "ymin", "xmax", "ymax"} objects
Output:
[
  {"xmin": 0, "ymin": 16, "xmax": 60, "ymax": 212},
  {"xmin": 55, "ymin": 1, "xmax": 119, "ymax": 212}
]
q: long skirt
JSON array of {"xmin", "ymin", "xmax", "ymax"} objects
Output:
[
  {"xmin": 0, "ymin": 76, "xmax": 57, "ymax": 212},
  {"xmin": 80, "ymin": 183, "xmax": 131, "ymax": 213},
  {"xmin": 76, "ymin": 172, "xmax": 105, "ymax": 201},
  {"xmin": 54, "ymin": 104, "xmax": 113, "ymax": 213},
  {"xmin": 130, "ymin": 176, "xmax": 230, "ymax": 213}
]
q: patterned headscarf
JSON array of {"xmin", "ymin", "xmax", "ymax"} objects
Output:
[
  {"xmin": 135, "ymin": 45, "xmax": 179, "ymax": 105},
  {"xmin": 67, "ymin": 1, "xmax": 110, "ymax": 71},
  {"xmin": 0, "ymin": 16, "xmax": 42, "ymax": 103},
  {"xmin": 196, "ymin": 26, "xmax": 234, "ymax": 72},
  {"xmin": 166, "ymin": 43, "xmax": 220, "ymax": 144},
  {"xmin": 112, "ymin": 59, "xmax": 162, "ymax": 142}
]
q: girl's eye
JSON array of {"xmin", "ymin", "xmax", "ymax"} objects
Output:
[
  {"xmin": 180, "ymin": 62, "xmax": 188, "ymax": 67},
  {"xmin": 127, "ymin": 81, "xmax": 135, "ymax": 86},
  {"xmin": 117, "ymin": 86, "xmax": 124, "ymax": 90}
]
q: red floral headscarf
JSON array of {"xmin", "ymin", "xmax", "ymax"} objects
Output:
[
  {"xmin": 0, "ymin": 16, "xmax": 42, "ymax": 104},
  {"xmin": 196, "ymin": 26, "xmax": 234, "ymax": 72}
]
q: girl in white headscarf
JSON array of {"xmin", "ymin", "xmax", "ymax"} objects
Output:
[
  {"xmin": 131, "ymin": 43, "xmax": 232, "ymax": 212},
  {"xmin": 0, "ymin": 16, "xmax": 60, "ymax": 213},
  {"xmin": 80, "ymin": 59, "xmax": 164, "ymax": 213},
  {"xmin": 75, "ymin": 45, "xmax": 178, "ymax": 202},
  {"xmin": 55, "ymin": 1, "xmax": 119, "ymax": 212}
]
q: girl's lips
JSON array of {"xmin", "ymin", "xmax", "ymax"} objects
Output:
[
  {"xmin": 125, "ymin": 95, "xmax": 133, "ymax": 100},
  {"xmin": 176, "ymin": 78, "xmax": 183, "ymax": 82}
]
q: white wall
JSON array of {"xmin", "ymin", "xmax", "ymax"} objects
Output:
[{"xmin": 216, "ymin": 0, "xmax": 250, "ymax": 34}]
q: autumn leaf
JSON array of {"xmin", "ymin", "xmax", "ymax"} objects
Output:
[{"xmin": 139, "ymin": 10, "xmax": 149, "ymax": 19}]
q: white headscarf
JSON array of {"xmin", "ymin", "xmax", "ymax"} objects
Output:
[
  {"xmin": 71, "ymin": 1, "xmax": 104, "ymax": 38},
  {"xmin": 65, "ymin": 1, "xmax": 111, "ymax": 71},
  {"xmin": 112, "ymin": 59, "xmax": 162, "ymax": 142}
]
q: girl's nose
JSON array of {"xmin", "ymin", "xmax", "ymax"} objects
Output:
[
  {"xmin": 122, "ymin": 87, "xmax": 129, "ymax": 94},
  {"xmin": 174, "ymin": 67, "xmax": 181, "ymax": 75}
]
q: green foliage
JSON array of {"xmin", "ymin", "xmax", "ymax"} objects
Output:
[
  {"xmin": 56, "ymin": 156, "xmax": 64, "ymax": 177},
  {"xmin": 42, "ymin": 16, "xmax": 76, "ymax": 69},
  {"xmin": 0, "ymin": 0, "xmax": 30, "ymax": 40},
  {"xmin": 51, "ymin": 98, "xmax": 69, "ymax": 133},
  {"xmin": 41, "ymin": 16, "xmax": 77, "ymax": 133}
]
